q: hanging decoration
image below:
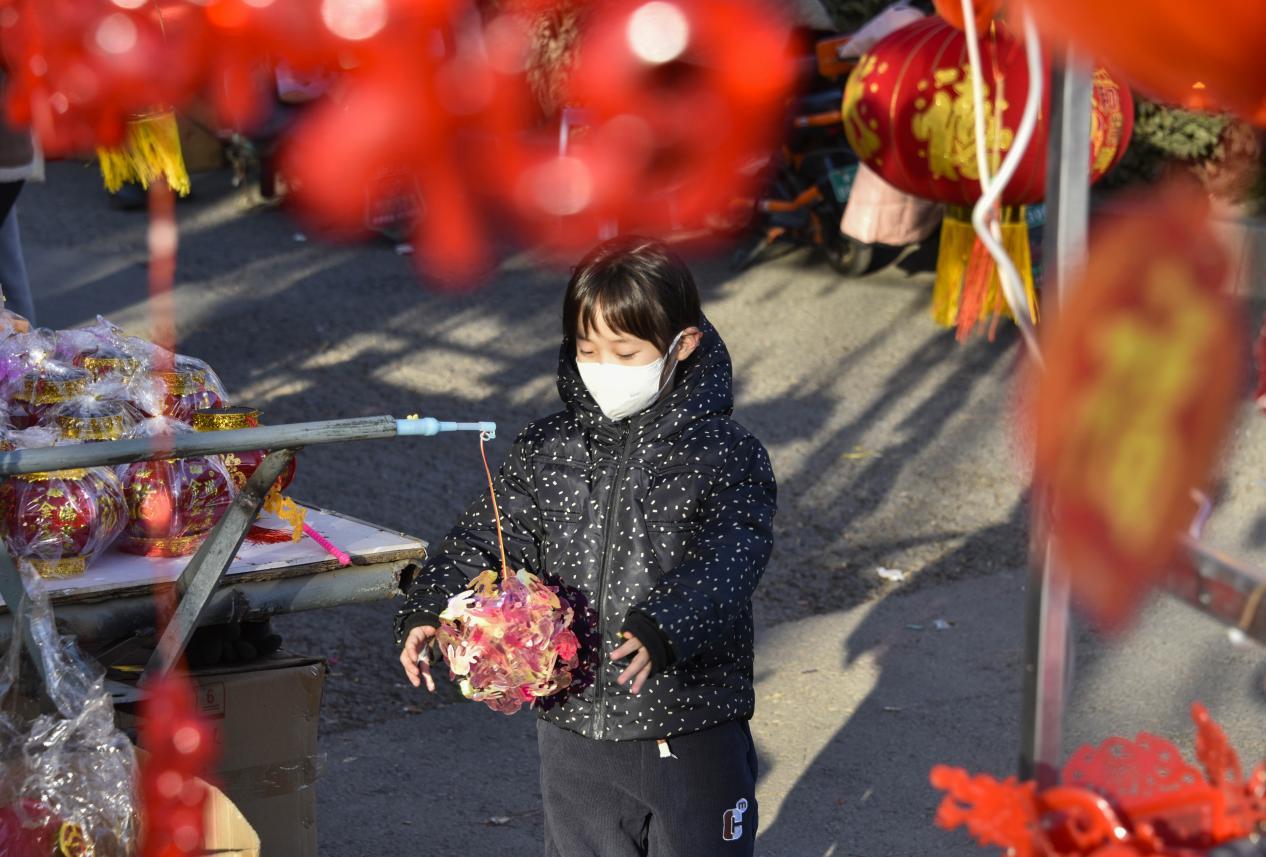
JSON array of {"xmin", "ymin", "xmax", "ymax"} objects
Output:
[
  {"xmin": 840, "ymin": 15, "xmax": 1132, "ymax": 333},
  {"xmin": 434, "ymin": 433, "xmax": 580, "ymax": 715},
  {"xmin": 1028, "ymin": 181, "xmax": 1241, "ymax": 631},
  {"xmin": 1019, "ymin": 0, "xmax": 1266, "ymax": 126},
  {"xmin": 932, "ymin": 703, "xmax": 1266, "ymax": 856}
]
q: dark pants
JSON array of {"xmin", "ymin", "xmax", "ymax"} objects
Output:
[{"xmin": 538, "ymin": 719, "xmax": 758, "ymax": 857}]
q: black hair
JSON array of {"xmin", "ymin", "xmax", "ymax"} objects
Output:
[{"xmin": 563, "ymin": 236, "xmax": 702, "ymax": 353}]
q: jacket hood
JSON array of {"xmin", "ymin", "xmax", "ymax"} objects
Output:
[{"xmin": 556, "ymin": 317, "xmax": 734, "ymax": 441}]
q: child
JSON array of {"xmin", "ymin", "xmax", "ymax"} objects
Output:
[{"xmin": 396, "ymin": 235, "xmax": 777, "ymax": 856}]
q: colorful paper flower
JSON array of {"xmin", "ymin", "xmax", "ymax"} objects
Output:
[{"xmin": 437, "ymin": 568, "xmax": 580, "ymax": 715}]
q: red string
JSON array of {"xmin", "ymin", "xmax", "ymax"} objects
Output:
[{"xmin": 479, "ymin": 433, "xmax": 510, "ymax": 579}]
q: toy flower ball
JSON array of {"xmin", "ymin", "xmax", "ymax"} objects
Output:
[{"xmin": 437, "ymin": 567, "xmax": 581, "ymax": 715}]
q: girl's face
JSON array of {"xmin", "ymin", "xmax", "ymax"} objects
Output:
[{"xmin": 575, "ymin": 308, "xmax": 702, "ymax": 366}]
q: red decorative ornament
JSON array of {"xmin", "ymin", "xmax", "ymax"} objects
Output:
[
  {"xmin": 191, "ymin": 405, "xmax": 296, "ymax": 492},
  {"xmin": 933, "ymin": 704, "xmax": 1266, "ymax": 857},
  {"xmin": 1019, "ymin": 0, "xmax": 1266, "ymax": 126},
  {"xmin": 841, "ymin": 15, "xmax": 1133, "ymax": 207},
  {"xmin": 0, "ymin": 0, "xmax": 203, "ymax": 154},
  {"xmin": 0, "ymin": 466, "xmax": 127, "ymax": 578},
  {"xmin": 199, "ymin": 0, "xmax": 338, "ymax": 128},
  {"xmin": 119, "ymin": 455, "xmax": 234, "ymax": 557},
  {"xmin": 156, "ymin": 370, "xmax": 223, "ymax": 423},
  {"xmin": 539, "ymin": 0, "xmax": 794, "ymax": 246},
  {"xmin": 138, "ymin": 674, "xmax": 214, "ymax": 857},
  {"xmin": 1029, "ymin": 181, "xmax": 1242, "ymax": 631},
  {"xmin": 933, "ymin": 0, "xmax": 1001, "ymax": 33},
  {"xmin": 282, "ymin": 0, "xmax": 514, "ymax": 284},
  {"xmin": 8, "ymin": 364, "xmax": 91, "ymax": 429},
  {"xmin": 0, "ymin": 800, "xmax": 90, "ymax": 857}
]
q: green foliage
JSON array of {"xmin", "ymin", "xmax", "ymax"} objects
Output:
[{"xmin": 1103, "ymin": 98, "xmax": 1229, "ymax": 188}]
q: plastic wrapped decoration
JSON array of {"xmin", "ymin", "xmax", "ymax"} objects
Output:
[
  {"xmin": 0, "ymin": 567, "xmax": 139, "ymax": 855},
  {"xmin": 435, "ymin": 435, "xmax": 580, "ymax": 715},
  {"xmin": 118, "ymin": 418, "xmax": 236, "ymax": 557},
  {"xmin": 8, "ymin": 363, "xmax": 92, "ymax": 430},
  {"xmin": 0, "ymin": 460, "xmax": 127, "ymax": 579},
  {"xmin": 174, "ymin": 354, "xmax": 229, "ymax": 407},
  {"xmin": 0, "ymin": 329, "xmax": 59, "ymax": 402},
  {"xmin": 191, "ymin": 406, "xmax": 296, "ymax": 492},
  {"xmin": 155, "ymin": 369, "xmax": 224, "ymax": 424},
  {"xmin": 49, "ymin": 396, "xmax": 137, "ymax": 442}
]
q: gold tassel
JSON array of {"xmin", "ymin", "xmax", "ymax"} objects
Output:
[
  {"xmin": 930, "ymin": 205, "xmax": 1038, "ymax": 330},
  {"xmin": 96, "ymin": 111, "xmax": 191, "ymax": 197}
]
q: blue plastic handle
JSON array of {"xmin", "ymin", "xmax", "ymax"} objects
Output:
[{"xmin": 395, "ymin": 418, "xmax": 496, "ymax": 439}]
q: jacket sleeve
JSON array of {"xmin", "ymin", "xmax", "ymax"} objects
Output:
[
  {"xmin": 632, "ymin": 434, "xmax": 776, "ymax": 664},
  {"xmin": 393, "ymin": 433, "xmax": 544, "ymax": 645}
]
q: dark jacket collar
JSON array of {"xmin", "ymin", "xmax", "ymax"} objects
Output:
[{"xmin": 556, "ymin": 317, "xmax": 734, "ymax": 445}]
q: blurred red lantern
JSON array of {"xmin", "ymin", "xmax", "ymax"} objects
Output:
[
  {"xmin": 933, "ymin": 0, "xmax": 1000, "ymax": 33},
  {"xmin": 841, "ymin": 15, "xmax": 1132, "ymax": 206},
  {"xmin": 0, "ymin": 0, "xmax": 203, "ymax": 153},
  {"xmin": 0, "ymin": 466, "xmax": 127, "ymax": 578},
  {"xmin": 518, "ymin": 0, "xmax": 795, "ymax": 248},
  {"xmin": 1020, "ymin": 0, "xmax": 1266, "ymax": 126},
  {"xmin": 841, "ymin": 15, "xmax": 1132, "ymax": 333},
  {"xmin": 139, "ymin": 674, "xmax": 213, "ymax": 857},
  {"xmin": 1030, "ymin": 182, "xmax": 1241, "ymax": 630}
]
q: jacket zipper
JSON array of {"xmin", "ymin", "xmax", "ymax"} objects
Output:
[{"xmin": 592, "ymin": 424, "xmax": 638, "ymax": 740}]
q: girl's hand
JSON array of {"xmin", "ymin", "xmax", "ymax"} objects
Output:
[
  {"xmin": 611, "ymin": 632, "xmax": 653, "ymax": 694},
  {"xmin": 400, "ymin": 625, "xmax": 438, "ymax": 692}
]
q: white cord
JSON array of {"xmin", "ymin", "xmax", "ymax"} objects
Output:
[{"xmin": 961, "ymin": 1, "xmax": 1045, "ymax": 362}]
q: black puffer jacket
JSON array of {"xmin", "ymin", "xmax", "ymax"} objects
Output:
[{"xmin": 395, "ymin": 319, "xmax": 776, "ymax": 741}]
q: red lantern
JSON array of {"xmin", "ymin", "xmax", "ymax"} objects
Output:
[
  {"xmin": 0, "ymin": 466, "xmax": 127, "ymax": 578},
  {"xmin": 8, "ymin": 364, "xmax": 91, "ymax": 429},
  {"xmin": 156, "ymin": 370, "xmax": 223, "ymax": 423},
  {"xmin": 191, "ymin": 406, "xmax": 296, "ymax": 493},
  {"xmin": 841, "ymin": 15, "xmax": 1132, "ymax": 333},
  {"xmin": 119, "ymin": 455, "xmax": 234, "ymax": 557},
  {"xmin": 0, "ymin": 800, "xmax": 90, "ymax": 857},
  {"xmin": 1019, "ymin": 0, "xmax": 1266, "ymax": 126},
  {"xmin": 841, "ymin": 16, "xmax": 1132, "ymax": 206}
]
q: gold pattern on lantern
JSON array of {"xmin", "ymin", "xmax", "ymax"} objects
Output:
[
  {"xmin": 912, "ymin": 65, "xmax": 1014, "ymax": 181},
  {"xmin": 842, "ymin": 54, "xmax": 882, "ymax": 161}
]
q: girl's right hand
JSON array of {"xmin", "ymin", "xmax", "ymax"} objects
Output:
[{"xmin": 400, "ymin": 625, "xmax": 439, "ymax": 692}]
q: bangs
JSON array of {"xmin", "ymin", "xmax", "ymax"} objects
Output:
[
  {"xmin": 562, "ymin": 235, "xmax": 701, "ymax": 354},
  {"xmin": 570, "ymin": 275, "xmax": 671, "ymax": 351}
]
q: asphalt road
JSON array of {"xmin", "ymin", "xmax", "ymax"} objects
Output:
[{"xmin": 23, "ymin": 163, "xmax": 1266, "ymax": 856}]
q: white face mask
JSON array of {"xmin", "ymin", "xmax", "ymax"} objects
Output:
[{"xmin": 577, "ymin": 332, "xmax": 685, "ymax": 422}]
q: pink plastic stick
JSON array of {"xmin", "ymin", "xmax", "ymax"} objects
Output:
[{"xmin": 303, "ymin": 522, "xmax": 352, "ymax": 566}]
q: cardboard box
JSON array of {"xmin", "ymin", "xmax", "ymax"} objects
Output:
[
  {"xmin": 136, "ymin": 747, "xmax": 262, "ymax": 857},
  {"xmin": 112, "ymin": 652, "xmax": 326, "ymax": 857}
]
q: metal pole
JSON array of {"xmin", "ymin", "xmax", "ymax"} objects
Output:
[
  {"xmin": 0, "ymin": 415, "xmax": 496, "ymax": 475},
  {"xmin": 1018, "ymin": 52, "xmax": 1092, "ymax": 785}
]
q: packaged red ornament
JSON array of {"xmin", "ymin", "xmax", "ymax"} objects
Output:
[
  {"xmin": 52, "ymin": 397, "xmax": 135, "ymax": 442},
  {"xmin": 0, "ymin": 460, "xmax": 127, "ymax": 579},
  {"xmin": 191, "ymin": 405, "xmax": 296, "ymax": 492},
  {"xmin": 118, "ymin": 418, "xmax": 236, "ymax": 557},
  {"xmin": 155, "ymin": 369, "xmax": 224, "ymax": 423},
  {"xmin": 8, "ymin": 363, "xmax": 91, "ymax": 429}
]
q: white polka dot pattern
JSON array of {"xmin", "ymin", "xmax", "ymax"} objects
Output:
[{"xmin": 396, "ymin": 319, "xmax": 777, "ymax": 741}]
